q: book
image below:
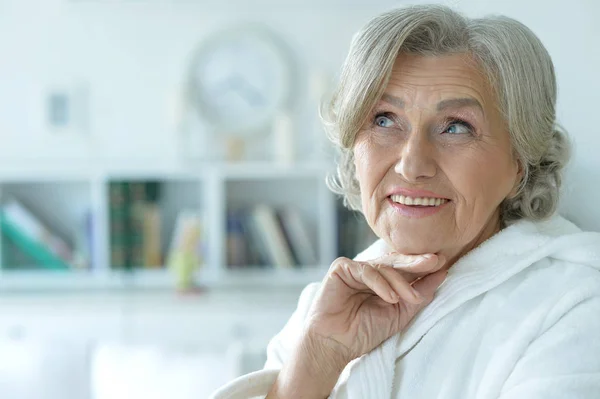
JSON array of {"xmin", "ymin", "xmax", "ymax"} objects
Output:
[
  {"xmin": 0, "ymin": 199, "xmax": 72, "ymax": 270},
  {"xmin": 239, "ymin": 208, "xmax": 268, "ymax": 267},
  {"xmin": 72, "ymin": 209, "xmax": 93, "ymax": 269},
  {"xmin": 167, "ymin": 210, "xmax": 203, "ymax": 262},
  {"xmin": 108, "ymin": 182, "xmax": 129, "ymax": 269},
  {"xmin": 84, "ymin": 210, "xmax": 95, "ymax": 269},
  {"xmin": 141, "ymin": 203, "xmax": 162, "ymax": 268},
  {"xmin": 109, "ymin": 181, "xmax": 163, "ymax": 269},
  {"xmin": 226, "ymin": 210, "xmax": 247, "ymax": 269},
  {"xmin": 128, "ymin": 182, "xmax": 147, "ymax": 268},
  {"xmin": 166, "ymin": 210, "xmax": 203, "ymax": 289},
  {"xmin": 250, "ymin": 205, "xmax": 294, "ymax": 269},
  {"xmin": 277, "ymin": 207, "xmax": 318, "ymax": 266}
]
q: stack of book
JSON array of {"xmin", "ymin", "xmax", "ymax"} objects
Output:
[
  {"xmin": 226, "ymin": 205, "xmax": 318, "ymax": 269},
  {"xmin": 109, "ymin": 181, "xmax": 162, "ymax": 270},
  {"xmin": 109, "ymin": 181, "xmax": 205, "ymax": 272},
  {"xmin": 0, "ymin": 198, "xmax": 76, "ymax": 270}
]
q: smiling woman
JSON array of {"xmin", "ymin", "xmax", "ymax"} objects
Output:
[
  {"xmin": 211, "ymin": 5, "xmax": 600, "ymax": 399},
  {"xmin": 351, "ymin": 52, "xmax": 521, "ymax": 264}
]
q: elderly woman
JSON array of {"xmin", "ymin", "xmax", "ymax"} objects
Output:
[{"xmin": 212, "ymin": 5, "xmax": 600, "ymax": 399}]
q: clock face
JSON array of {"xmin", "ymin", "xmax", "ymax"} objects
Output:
[{"xmin": 189, "ymin": 27, "xmax": 293, "ymax": 136}]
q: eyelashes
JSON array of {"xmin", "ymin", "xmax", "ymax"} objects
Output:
[
  {"xmin": 373, "ymin": 112, "xmax": 396, "ymax": 128},
  {"xmin": 443, "ymin": 118, "xmax": 475, "ymax": 135},
  {"xmin": 370, "ymin": 111, "xmax": 477, "ymax": 136}
]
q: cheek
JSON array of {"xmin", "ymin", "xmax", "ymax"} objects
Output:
[
  {"xmin": 444, "ymin": 149, "xmax": 516, "ymax": 205},
  {"xmin": 352, "ymin": 149, "xmax": 369, "ymax": 197},
  {"xmin": 353, "ymin": 141, "xmax": 392, "ymax": 192},
  {"xmin": 353, "ymin": 140, "xmax": 399, "ymax": 225}
]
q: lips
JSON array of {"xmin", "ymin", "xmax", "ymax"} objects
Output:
[
  {"xmin": 386, "ymin": 188, "xmax": 450, "ymax": 201},
  {"xmin": 389, "ymin": 194, "xmax": 449, "ymax": 207}
]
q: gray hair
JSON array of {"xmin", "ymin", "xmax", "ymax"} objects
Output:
[{"xmin": 323, "ymin": 4, "xmax": 570, "ymax": 226}]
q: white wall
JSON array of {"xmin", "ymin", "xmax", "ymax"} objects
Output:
[
  {"xmin": 0, "ymin": 0, "xmax": 393, "ymax": 164},
  {"xmin": 455, "ymin": 0, "xmax": 600, "ymax": 231},
  {"xmin": 0, "ymin": 0, "xmax": 598, "ymax": 229}
]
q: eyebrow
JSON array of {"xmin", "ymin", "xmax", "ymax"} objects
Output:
[
  {"xmin": 437, "ymin": 97, "xmax": 483, "ymax": 113},
  {"xmin": 380, "ymin": 94, "xmax": 483, "ymax": 113},
  {"xmin": 381, "ymin": 93, "xmax": 405, "ymax": 108}
]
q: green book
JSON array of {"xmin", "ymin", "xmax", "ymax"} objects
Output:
[
  {"xmin": 109, "ymin": 182, "xmax": 129, "ymax": 269},
  {"xmin": 0, "ymin": 214, "xmax": 70, "ymax": 270},
  {"xmin": 128, "ymin": 182, "xmax": 146, "ymax": 268},
  {"xmin": 110, "ymin": 181, "xmax": 162, "ymax": 270}
]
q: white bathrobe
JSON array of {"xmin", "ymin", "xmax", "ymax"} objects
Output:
[{"xmin": 211, "ymin": 215, "xmax": 600, "ymax": 399}]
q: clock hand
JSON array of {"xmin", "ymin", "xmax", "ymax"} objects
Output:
[
  {"xmin": 212, "ymin": 75, "xmax": 266, "ymax": 109},
  {"xmin": 237, "ymin": 78, "xmax": 266, "ymax": 107}
]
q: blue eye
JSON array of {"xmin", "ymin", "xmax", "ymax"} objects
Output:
[
  {"xmin": 444, "ymin": 120, "xmax": 473, "ymax": 135},
  {"xmin": 374, "ymin": 114, "xmax": 394, "ymax": 128}
]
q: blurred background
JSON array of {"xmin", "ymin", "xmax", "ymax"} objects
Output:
[{"xmin": 0, "ymin": 0, "xmax": 598, "ymax": 398}]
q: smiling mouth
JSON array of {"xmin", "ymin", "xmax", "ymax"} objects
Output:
[{"xmin": 389, "ymin": 194, "xmax": 450, "ymax": 207}]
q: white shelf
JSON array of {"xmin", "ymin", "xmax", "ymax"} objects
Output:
[
  {"xmin": 0, "ymin": 164, "xmax": 102, "ymax": 182},
  {"xmin": 0, "ymin": 159, "xmax": 337, "ymax": 291},
  {"xmin": 0, "ymin": 162, "xmax": 333, "ymax": 182},
  {"xmin": 218, "ymin": 162, "xmax": 332, "ymax": 180},
  {"xmin": 211, "ymin": 267, "xmax": 327, "ymax": 288},
  {"xmin": 0, "ymin": 267, "xmax": 327, "ymax": 292}
]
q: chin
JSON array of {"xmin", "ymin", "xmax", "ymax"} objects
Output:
[{"xmin": 386, "ymin": 234, "xmax": 442, "ymax": 256}]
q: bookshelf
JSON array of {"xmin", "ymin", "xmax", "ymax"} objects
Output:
[{"xmin": 0, "ymin": 162, "xmax": 338, "ymax": 291}]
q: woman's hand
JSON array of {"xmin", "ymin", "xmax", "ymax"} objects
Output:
[
  {"xmin": 267, "ymin": 254, "xmax": 447, "ymax": 399},
  {"xmin": 303, "ymin": 253, "xmax": 448, "ymax": 369}
]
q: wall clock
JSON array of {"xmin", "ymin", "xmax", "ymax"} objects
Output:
[{"xmin": 186, "ymin": 24, "xmax": 295, "ymax": 139}]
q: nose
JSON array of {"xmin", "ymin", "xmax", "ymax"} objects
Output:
[{"xmin": 394, "ymin": 133, "xmax": 437, "ymax": 182}]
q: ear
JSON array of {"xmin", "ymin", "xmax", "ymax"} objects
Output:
[{"xmin": 507, "ymin": 159, "xmax": 524, "ymax": 199}]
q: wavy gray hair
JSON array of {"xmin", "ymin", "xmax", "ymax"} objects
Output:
[{"xmin": 323, "ymin": 4, "xmax": 570, "ymax": 226}]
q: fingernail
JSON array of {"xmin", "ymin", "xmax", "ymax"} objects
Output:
[
  {"xmin": 393, "ymin": 260, "xmax": 415, "ymax": 267},
  {"xmin": 393, "ymin": 256, "xmax": 426, "ymax": 267}
]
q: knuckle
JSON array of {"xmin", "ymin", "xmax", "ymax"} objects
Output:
[
  {"xmin": 330, "ymin": 257, "xmax": 352, "ymax": 273},
  {"xmin": 372, "ymin": 262, "xmax": 391, "ymax": 272},
  {"xmin": 356, "ymin": 262, "xmax": 366, "ymax": 278},
  {"xmin": 332, "ymin": 256, "xmax": 351, "ymax": 267}
]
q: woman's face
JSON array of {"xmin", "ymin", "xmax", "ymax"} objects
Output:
[{"xmin": 353, "ymin": 53, "xmax": 522, "ymax": 265}]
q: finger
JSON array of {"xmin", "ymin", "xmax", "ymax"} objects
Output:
[
  {"xmin": 354, "ymin": 262, "xmax": 401, "ymax": 304},
  {"xmin": 369, "ymin": 253, "xmax": 445, "ymax": 283},
  {"xmin": 392, "ymin": 254, "xmax": 445, "ymax": 273},
  {"xmin": 378, "ymin": 265, "xmax": 424, "ymax": 305},
  {"xmin": 370, "ymin": 252, "xmax": 443, "ymax": 273},
  {"xmin": 369, "ymin": 252, "xmax": 431, "ymax": 267}
]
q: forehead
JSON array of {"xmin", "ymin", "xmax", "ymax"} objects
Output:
[{"xmin": 385, "ymin": 52, "xmax": 493, "ymax": 108}]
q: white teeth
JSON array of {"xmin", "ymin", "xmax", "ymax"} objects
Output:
[{"xmin": 390, "ymin": 195, "xmax": 447, "ymax": 207}]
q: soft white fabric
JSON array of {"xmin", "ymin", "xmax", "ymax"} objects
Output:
[{"xmin": 210, "ymin": 215, "xmax": 600, "ymax": 399}]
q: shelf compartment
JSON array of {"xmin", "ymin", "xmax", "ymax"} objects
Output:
[
  {"xmin": 107, "ymin": 178, "xmax": 204, "ymax": 271},
  {"xmin": 0, "ymin": 181, "xmax": 93, "ymax": 271},
  {"xmin": 225, "ymin": 177, "xmax": 321, "ymax": 270}
]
